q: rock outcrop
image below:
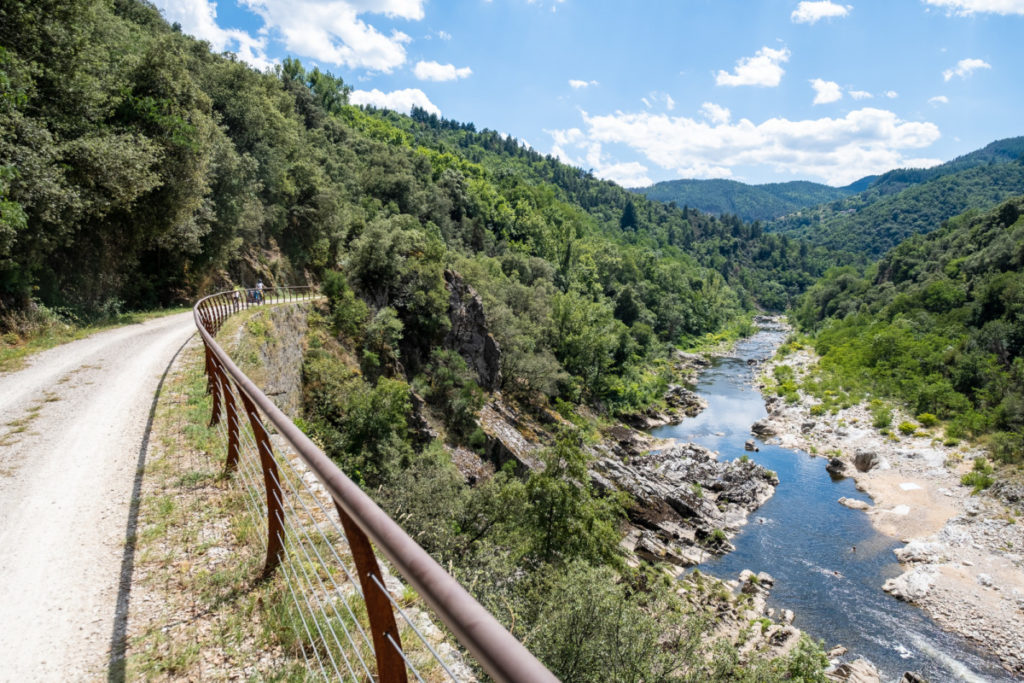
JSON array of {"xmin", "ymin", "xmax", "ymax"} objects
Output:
[
  {"xmin": 444, "ymin": 270, "xmax": 501, "ymax": 390},
  {"xmin": 854, "ymin": 449, "xmax": 881, "ymax": 472},
  {"xmin": 826, "ymin": 457, "xmax": 848, "ymax": 478},
  {"xmin": 477, "ymin": 400, "xmax": 543, "ymax": 474},
  {"xmin": 594, "ymin": 443, "xmax": 778, "ymax": 566},
  {"xmin": 827, "ymin": 658, "xmax": 881, "ymax": 683},
  {"xmin": 751, "ymin": 418, "xmax": 778, "ymax": 437}
]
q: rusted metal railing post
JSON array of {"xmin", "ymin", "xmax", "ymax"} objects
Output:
[
  {"xmin": 335, "ymin": 503, "xmax": 408, "ymax": 683},
  {"xmin": 238, "ymin": 392, "xmax": 285, "ymax": 577},
  {"xmin": 222, "ymin": 376, "xmax": 241, "ymax": 473},
  {"xmin": 208, "ymin": 353, "xmax": 224, "ymax": 426}
]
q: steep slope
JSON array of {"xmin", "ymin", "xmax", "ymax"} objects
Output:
[
  {"xmin": 769, "ymin": 138, "xmax": 1024, "ymax": 255},
  {"xmin": 794, "ymin": 195, "xmax": 1024, "ymax": 462},
  {"xmin": 634, "ymin": 178, "xmax": 855, "ymax": 222}
]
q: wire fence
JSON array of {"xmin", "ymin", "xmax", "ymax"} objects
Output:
[{"xmin": 194, "ymin": 287, "xmax": 556, "ymax": 683}]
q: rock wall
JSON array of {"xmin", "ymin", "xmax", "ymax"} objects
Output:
[
  {"xmin": 245, "ymin": 303, "xmax": 311, "ymax": 416},
  {"xmin": 444, "ymin": 270, "xmax": 501, "ymax": 390}
]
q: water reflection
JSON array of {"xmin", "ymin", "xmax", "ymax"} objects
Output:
[{"xmin": 651, "ymin": 330, "xmax": 1011, "ymax": 682}]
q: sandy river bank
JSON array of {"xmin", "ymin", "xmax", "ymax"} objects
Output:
[{"xmin": 754, "ymin": 342, "xmax": 1024, "ymax": 675}]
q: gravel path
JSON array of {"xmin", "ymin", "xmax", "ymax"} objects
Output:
[{"xmin": 0, "ymin": 312, "xmax": 195, "ymax": 681}]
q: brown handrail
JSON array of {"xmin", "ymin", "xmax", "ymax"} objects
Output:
[{"xmin": 193, "ymin": 286, "xmax": 558, "ymax": 683}]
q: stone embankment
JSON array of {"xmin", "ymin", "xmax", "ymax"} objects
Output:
[{"xmin": 756, "ymin": 340, "xmax": 1024, "ymax": 675}]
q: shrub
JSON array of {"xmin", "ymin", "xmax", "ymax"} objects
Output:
[
  {"xmin": 871, "ymin": 402, "xmax": 892, "ymax": 429},
  {"xmin": 810, "ymin": 404, "xmax": 826, "ymax": 416},
  {"xmin": 962, "ymin": 470, "xmax": 994, "ymax": 494},
  {"xmin": 962, "ymin": 457, "xmax": 995, "ymax": 493},
  {"xmin": 916, "ymin": 413, "xmax": 939, "ymax": 428},
  {"xmin": 897, "ymin": 421, "xmax": 917, "ymax": 435}
]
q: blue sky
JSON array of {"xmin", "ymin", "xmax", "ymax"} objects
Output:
[{"xmin": 153, "ymin": 0, "xmax": 1024, "ymax": 186}]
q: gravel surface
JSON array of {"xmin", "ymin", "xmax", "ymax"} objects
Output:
[{"xmin": 0, "ymin": 312, "xmax": 195, "ymax": 681}]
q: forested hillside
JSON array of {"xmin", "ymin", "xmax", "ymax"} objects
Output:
[
  {"xmin": 635, "ymin": 178, "xmax": 854, "ymax": 222},
  {"xmin": 768, "ymin": 138, "xmax": 1024, "ymax": 255},
  {"xmin": 794, "ymin": 196, "xmax": 1024, "ymax": 465},
  {"xmin": 0, "ymin": 0, "xmax": 843, "ymax": 405}
]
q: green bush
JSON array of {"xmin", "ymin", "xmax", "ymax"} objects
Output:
[
  {"xmin": 962, "ymin": 457, "xmax": 995, "ymax": 493},
  {"xmin": 961, "ymin": 470, "xmax": 994, "ymax": 493},
  {"xmin": 871, "ymin": 402, "xmax": 892, "ymax": 429},
  {"xmin": 916, "ymin": 412, "xmax": 939, "ymax": 428},
  {"xmin": 897, "ymin": 421, "xmax": 917, "ymax": 435}
]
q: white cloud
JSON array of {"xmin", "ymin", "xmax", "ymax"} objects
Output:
[
  {"xmin": 350, "ymin": 87, "xmax": 440, "ymax": 115},
  {"xmin": 550, "ymin": 106, "xmax": 942, "ymax": 186},
  {"xmin": 641, "ymin": 97, "xmax": 652, "ymax": 108},
  {"xmin": 929, "ymin": 95, "xmax": 950, "ymax": 104},
  {"xmin": 153, "ymin": 0, "xmax": 273, "ymax": 70},
  {"xmin": 715, "ymin": 46, "xmax": 791, "ymax": 87},
  {"xmin": 569, "ymin": 79, "xmax": 599, "ymax": 89},
  {"xmin": 885, "ymin": 90, "xmax": 899, "ymax": 98},
  {"xmin": 791, "ymin": 1, "xmax": 853, "ymax": 23},
  {"xmin": 437, "ymin": 30, "xmax": 452, "ymax": 40},
  {"xmin": 594, "ymin": 159, "xmax": 655, "ymax": 187},
  {"xmin": 811, "ymin": 78, "xmax": 843, "ymax": 104},
  {"xmin": 413, "ymin": 60, "xmax": 472, "ymax": 81},
  {"xmin": 547, "ymin": 130, "xmax": 653, "ymax": 186},
  {"xmin": 924, "ymin": 0, "xmax": 1024, "ymax": 15},
  {"xmin": 236, "ymin": 0, "xmax": 427, "ymax": 72},
  {"xmin": 943, "ymin": 57, "xmax": 991, "ymax": 81},
  {"xmin": 700, "ymin": 102, "xmax": 732, "ymax": 125},
  {"xmin": 665, "ymin": 94, "xmax": 676, "ymax": 111},
  {"xmin": 849, "ymin": 90, "xmax": 873, "ymax": 99}
]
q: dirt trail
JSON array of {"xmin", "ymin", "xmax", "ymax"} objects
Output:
[{"xmin": 0, "ymin": 312, "xmax": 195, "ymax": 681}]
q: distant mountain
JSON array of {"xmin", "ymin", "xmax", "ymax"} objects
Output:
[
  {"xmin": 767, "ymin": 137, "xmax": 1024, "ymax": 256},
  {"xmin": 633, "ymin": 178, "xmax": 859, "ymax": 222}
]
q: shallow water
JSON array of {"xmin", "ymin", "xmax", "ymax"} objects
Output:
[{"xmin": 651, "ymin": 328, "xmax": 1012, "ymax": 682}]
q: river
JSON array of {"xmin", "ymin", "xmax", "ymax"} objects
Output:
[{"xmin": 650, "ymin": 327, "xmax": 1013, "ymax": 682}]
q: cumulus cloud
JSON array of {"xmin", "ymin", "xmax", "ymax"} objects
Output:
[
  {"xmin": 547, "ymin": 129, "xmax": 653, "ymax": 186},
  {"xmin": 791, "ymin": 1, "xmax": 853, "ymax": 23},
  {"xmin": 885, "ymin": 90, "xmax": 899, "ymax": 98},
  {"xmin": 569, "ymin": 79, "xmax": 599, "ymax": 89},
  {"xmin": 924, "ymin": 0, "xmax": 1024, "ymax": 15},
  {"xmin": 350, "ymin": 87, "xmax": 440, "ymax": 115},
  {"xmin": 549, "ymin": 106, "xmax": 942, "ymax": 186},
  {"xmin": 811, "ymin": 79, "xmax": 843, "ymax": 104},
  {"xmin": 929, "ymin": 95, "xmax": 950, "ymax": 104},
  {"xmin": 943, "ymin": 57, "xmax": 992, "ymax": 81},
  {"xmin": 715, "ymin": 46, "xmax": 791, "ymax": 87},
  {"xmin": 414, "ymin": 60, "xmax": 472, "ymax": 81},
  {"xmin": 849, "ymin": 90, "xmax": 873, "ymax": 99},
  {"xmin": 153, "ymin": 0, "xmax": 273, "ymax": 70},
  {"xmin": 236, "ymin": 0, "xmax": 426, "ymax": 72},
  {"xmin": 700, "ymin": 102, "xmax": 732, "ymax": 125}
]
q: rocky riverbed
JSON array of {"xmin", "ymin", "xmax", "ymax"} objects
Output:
[
  {"xmin": 591, "ymin": 442, "xmax": 779, "ymax": 567},
  {"xmin": 757, "ymin": 341, "xmax": 1024, "ymax": 675}
]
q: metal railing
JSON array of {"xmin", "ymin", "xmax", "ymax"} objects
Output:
[{"xmin": 194, "ymin": 286, "xmax": 557, "ymax": 682}]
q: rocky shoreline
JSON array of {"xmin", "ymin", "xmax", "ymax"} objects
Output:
[
  {"xmin": 591, "ymin": 442, "xmax": 779, "ymax": 567},
  {"xmin": 755, "ymin": 329, "xmax": 1024, "ymax": 676}
]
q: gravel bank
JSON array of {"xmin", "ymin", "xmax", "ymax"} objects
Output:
[{"xmin": 755, "ymin": 339, "xmax": 1024, "ymax": 675}]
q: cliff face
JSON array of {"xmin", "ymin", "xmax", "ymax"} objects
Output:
[{"xmin": 443, "ymin": 270, "xmax": 501, "ymax": 391}]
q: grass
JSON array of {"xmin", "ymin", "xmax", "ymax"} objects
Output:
[
  {"xmin": 127, "ymin": 326, "xmax": 463, "ymax": 681},
  {"xmin": 0, "ymin": 307, "xmax": 190, "ymax": 372}
]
